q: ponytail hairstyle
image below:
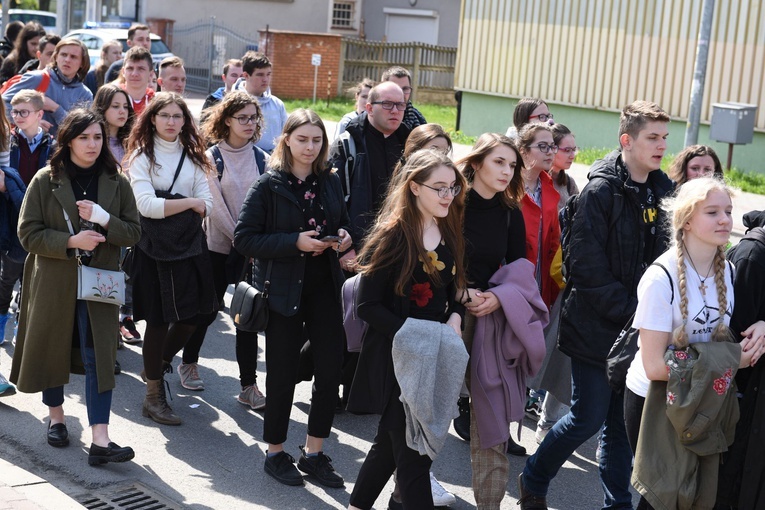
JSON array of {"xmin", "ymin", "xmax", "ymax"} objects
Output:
[
  {"xmin": 664, "ymin": 177, "xmax": 735, "ymax": 348},
  {"xmin": 357, "ymin": 149, "xmax": 467, "ymax": 296}
]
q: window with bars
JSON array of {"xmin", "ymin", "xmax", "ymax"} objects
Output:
[{"xmin": 332, "ymin": 1, "xmax": 355, "ymax": 29}]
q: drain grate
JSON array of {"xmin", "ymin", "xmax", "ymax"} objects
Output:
[{"xmin": 76, "ymin": 482, "xmax": 180, "ymax": 510}]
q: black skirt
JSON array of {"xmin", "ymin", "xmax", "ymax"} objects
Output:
[{"xmin": 131, "ymin": 240, "xmax": 218, "ymax": 325}]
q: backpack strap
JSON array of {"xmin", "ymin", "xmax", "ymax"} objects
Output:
[
  {"xmin": 650, "ymin": 262, "xmax": 674, "ymax": 305},
  {"xmin": 210, "ymin": 145, "xmax": 224, "ymax": 181},
  {"xmin": 252, "ymin": 145, "xmax": 266, "ymax": 173},
  {"xmin": 38, "ymin": 70, "xmax": 50, "ymax": 93},
  {"xmin": 338, "ymin": 130, "xmax": 356, "ymax": 203}
]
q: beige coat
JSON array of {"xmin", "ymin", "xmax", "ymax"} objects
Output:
[{"xmin": 10, "ymin": 167, "xmax": 140, "ymax": 394}]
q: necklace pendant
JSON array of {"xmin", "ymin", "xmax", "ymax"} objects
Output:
[{"xmin": 699, "ymin": 281, "xmax": 707, "ymax": 296}]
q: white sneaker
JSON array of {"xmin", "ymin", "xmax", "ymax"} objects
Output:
[
  {"xmin": 429, "ymin": 472, "xmax": 456, "ymax": 506},
  {"xmin": 535, "ymin": 424, "xmax": 550, "ymax": 444},
  {"xmin": 178, "ymin": 362, "xmax": 204, "ymax": 391}
]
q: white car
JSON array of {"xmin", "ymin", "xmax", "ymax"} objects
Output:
[
  {"xmin": 63, "ymin": 28, "xmax": 173, "ymax": 67},
  {"xmin": 5, "ymin": 9, "xmax": 58, "ymax": 33}
]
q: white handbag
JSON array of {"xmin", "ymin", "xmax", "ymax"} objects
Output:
[{"xmin": 63, "ymin": 208, "xmax": 125, "ymax": 306}]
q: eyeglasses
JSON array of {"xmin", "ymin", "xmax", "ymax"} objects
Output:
[
  {"xmin": 529, "ymin": 143, "xmax": 558, "ymax": 154},
  {"xmin": 155, "ymin": 113, "xmax": 184, "ymax": 122},
  {"xmin": 558, "ymin": 146, "xmax": 579, "ymax": 154},
  {"xmin": 421, "ymin": 183, "xmax": 462, "ymax": 198},
  {"xmin": 232, "ymin": 114, "xmax": 259, "ymax": 125},
  {"xmin": 530, "ymin": 113, "xmax": 554, "ymax": 122},
  {"xmin": 400, "ymin": 86, "xmax": 412, "ymax": 93},
  {"xmin": 10, "ymin": 109, "xmax": 38, "ymax": 118},
  {"xmin": 371, "ymin": 101, "xmax": 407, "ymax": 111}
]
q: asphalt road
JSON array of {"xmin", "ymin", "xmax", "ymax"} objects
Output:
[{"xmin": 0, "ymin": 93, "xmax": 649, "ymax": 509}]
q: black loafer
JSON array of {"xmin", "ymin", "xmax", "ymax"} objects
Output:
[
  {"xmin": 507, "ymin": 436, "xmax": 527, "ymax": 456},
  {"xmin": 88, "ymin": 442, "xmax": 135, "ymax": 466},
  {"xmin": 47, "ymin": 422, "xmax": 69, "ymax": 447}
]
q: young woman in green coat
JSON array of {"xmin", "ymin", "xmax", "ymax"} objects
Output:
[{"xmin": 10, "ymin": 108, "xmax": 141, "ymax": 465}]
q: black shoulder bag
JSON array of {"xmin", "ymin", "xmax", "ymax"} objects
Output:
[
  {"xmin": 606, "ymin": 262, "xmax": 673, "ymax": 395},
  {"xmin": 229, "ymin": 189, "xmax": 275, "ymax": 333}
]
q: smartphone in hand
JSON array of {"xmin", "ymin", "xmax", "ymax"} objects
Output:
[{"xmin": 320, "ymin": 235, "xmax": 341, "ymax": 243}]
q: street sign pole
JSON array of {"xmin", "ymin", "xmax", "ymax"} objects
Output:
[{"xmin": 311, "ymin": 53, "xmax": 321, "ymax": 104}]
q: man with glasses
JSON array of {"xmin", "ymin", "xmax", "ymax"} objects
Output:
[
  {"xmin": 330, "ymin": 81, "xmax": 410, "ymax": 270},
  {"xmin": 381, "ymin": 66, "xmax": 426, "ymax": 130}
]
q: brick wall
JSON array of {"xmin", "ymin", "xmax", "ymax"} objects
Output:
[{"xmin": 258, "ymin": 30, "xmax": 342, "ymax": 100}]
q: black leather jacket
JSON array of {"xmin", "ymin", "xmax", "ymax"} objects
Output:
[
  {"xmin": 234, "ymin": 169, "xmax": 350, "ymax": 317},
  {"xmin": 558, "ymin": 150, "xmax": 674, "ymax": 366}
]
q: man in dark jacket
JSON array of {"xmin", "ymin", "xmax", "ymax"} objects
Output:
[
  {"xmin": 202, "ymin": 58, "xmax": 242, "ymax": 111},
  {"xmin": 329, "ymin": 80, "xmax": 410, "ymax": 271},
  {"xmin": 519, "ymin": 101, "xmax": 674, "ymax": 510}
]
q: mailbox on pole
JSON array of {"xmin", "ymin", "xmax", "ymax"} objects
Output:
[{"xmin": 312, "ymin": 54, "xmax": 321, "ymax": 104}]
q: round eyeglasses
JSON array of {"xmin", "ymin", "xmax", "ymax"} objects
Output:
[{"xmin": 421, "ymin": 183, "xmax": 462, "ymax": 198}]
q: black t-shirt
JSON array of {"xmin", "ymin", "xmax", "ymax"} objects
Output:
[
  {"xmin": 634, "ymin": 180, "xmax": 658, "ymax": 266},
  {"xmin": 408, "ymin": 240, "xmax": 456, "ymax": 323}
]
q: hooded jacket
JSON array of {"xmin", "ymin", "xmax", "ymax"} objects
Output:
[
  {"xmin": 232, "ymin": 79, "xmax": 288, "ymax": 153},
  {"xmin": 2, "ymin": 69, "xmax": 92, "ymax": 135},
  {"xmin": 471, "ymin": 259, "xmax": 549, "ymax": 448},
  {"xmin": 559, "ymin": 150, "xmax": 674, "ymax": 367}
]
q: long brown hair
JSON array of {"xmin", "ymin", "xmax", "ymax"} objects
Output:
[
  {"xmin": 201, "ymin": 90, "xmax": 263, "ymax": 145},
  {"xmin": 392, "ymin": 123, "xmax": 453, "ymax": 178},
  {"xmin": 358, "ymin": 149, "xmax": 467, "ymax": 296},
  {"xmin": 269, "ymin": 109, "xmax": 329, "ymax": 175},
  {"xmin": 457, "ymin": 133, "xmax": 524, "ymax": 208},
  {"xmin": 92, "ymin": 84, "xmax": 135, "ymax": 141},
  {"xmin": 126, "ymin": 92, "xmax": 213, "ymax": 175}
]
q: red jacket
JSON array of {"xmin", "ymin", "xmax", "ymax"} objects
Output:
[{"xmin": 521, "ymin": 171, "xmax": 561, "ymax": 309}]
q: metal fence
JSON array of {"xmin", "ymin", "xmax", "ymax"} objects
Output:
[
  {"xmin": 340, "ymin": 39, "xmax": 456, "ymax": 97},
  {"xmin": 169, "ymin": 18, "xmax": 258, "ymax": 94}
]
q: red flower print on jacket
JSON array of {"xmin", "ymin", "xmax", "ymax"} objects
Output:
[
  {"xmin": 712, "ymin": 368, "xmax": 733, "ymax": 396},
  {"xmin": 410, "ymin": 282, "xmax": 433, "ymax": 307}
]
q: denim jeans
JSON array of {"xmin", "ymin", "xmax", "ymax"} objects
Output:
[
  {"xmin": 523, "ymin": 358, "xmax": 634, "ymax": 509},
  {"xmin": 42, "ymin": 301, "xmax": 112, "ymax": 426}
]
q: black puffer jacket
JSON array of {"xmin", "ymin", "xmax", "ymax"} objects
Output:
[
  {"xmin": 234, "ymin": 169, "xmax": 350, "ymax": 317},
  {"xmin": 558, "ymin": 150, "xmax": 674, "ymax": 367}
]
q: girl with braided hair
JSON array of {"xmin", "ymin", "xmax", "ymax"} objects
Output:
[{"xmin": 623, "ymin": 177, "xmax": 765, "ymax": 509}]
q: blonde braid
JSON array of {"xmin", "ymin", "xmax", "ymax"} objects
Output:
[
  {"xmin": 711, "ymin": 245, "xmax": 730, "ymax": 341},
  {"xmin": 673, "ymin": 230, "xmax": 690, "ymax": 349}
]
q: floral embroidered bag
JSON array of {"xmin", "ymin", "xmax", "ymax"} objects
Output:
[{"xmin": 63, "ymin": 208, "xmax": 126, "ymax": 306}]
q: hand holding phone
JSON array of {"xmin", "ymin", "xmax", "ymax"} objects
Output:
[{"xmin": 320, "ymin": 235, "xmax": 342, "ymax": 243}]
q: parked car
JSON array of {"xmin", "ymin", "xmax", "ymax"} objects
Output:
[
  {"xmin": 4, "ymin": 9, "xmax": 58, "ymax": 33},
  {"xmin": 63, "ymin": 27, "xmax": 173, "ymax": 67}
]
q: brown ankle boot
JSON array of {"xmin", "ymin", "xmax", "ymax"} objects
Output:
[{"xmin": 143, "ymin": 379, "xmax": 181, "ymax": 426}]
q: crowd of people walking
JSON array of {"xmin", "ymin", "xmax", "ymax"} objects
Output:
[{"xmin": 0, "ymin": 20, "xmax": 764, "ymax": 510}]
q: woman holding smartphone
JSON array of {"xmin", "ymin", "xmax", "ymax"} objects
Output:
[{"xmin": 234, "ymin": 109, "xmax": 351, "ymax": 488}]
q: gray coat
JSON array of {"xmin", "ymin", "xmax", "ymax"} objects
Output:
[{"xmin": 392, "ymin": 318, "xmax": 469, "ymax": 460}]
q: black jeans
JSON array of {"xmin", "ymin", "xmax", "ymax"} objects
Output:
[
  {"xmin": 262, "ymin": 270, "xmax": 343, "ymax": 445},
  {"xmin": 350, "ymin": 410, "xmax": 434, "ymax": 509},
  {"xmin": 182, "ymin": 251, "xmax": 260, "ymax": 387},
  {"xmin": 624, "ymin": 387, "xmax": 654, "ymax": 510}
]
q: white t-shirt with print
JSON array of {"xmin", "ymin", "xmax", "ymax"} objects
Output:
[{"xmin": 624, "ymin": 249, "xmax": 734, "ymax": 398}]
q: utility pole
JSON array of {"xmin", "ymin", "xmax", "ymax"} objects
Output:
[{"xmin": 684, "ymin": 0, "xmax": 715, "ymax": 147}]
